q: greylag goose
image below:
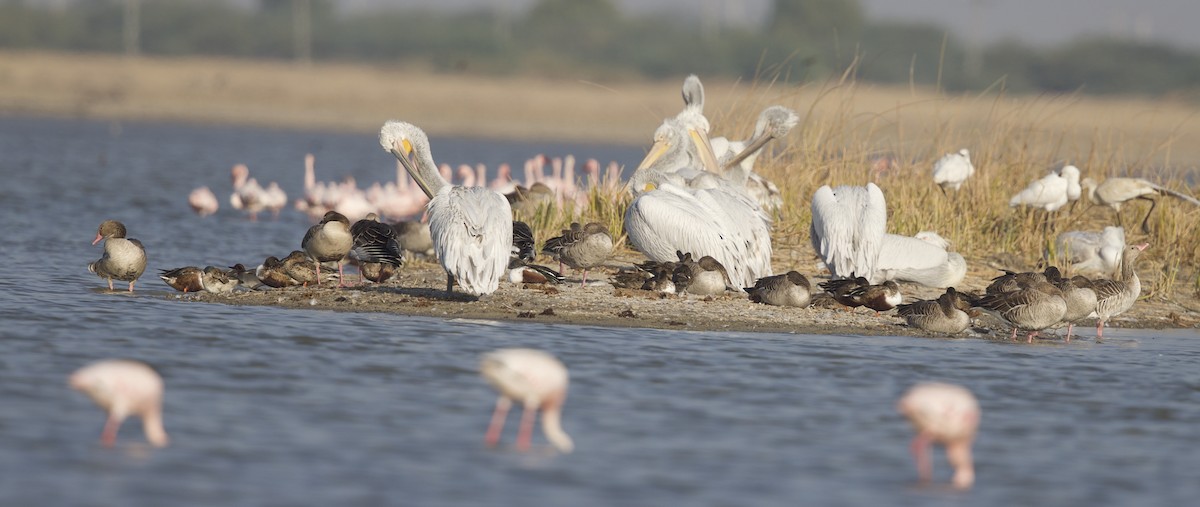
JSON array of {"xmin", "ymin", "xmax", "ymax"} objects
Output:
[
  {"xmin": 89, "ymin": 220, "xmax": 146, "ymax": 292},
  {"xmin": 897, "ymin": 383, "xmax": 980, "ymax": 490},
  {"xmin": 1047, "ymin": 271, "xmax": 1098, "ymax": 342},
  {"xmin": 1091, "ymin": 243, "xmax": 1149, "ymax": 339},
  {"xmin": 542, "ymin": 222, "xmax": 614, "ymax": 286},
  {"xmin": 159, "ymin": 266, "xmax": 204, "ymax": 293},
  {"xmin": 480, "ymin": 348, "xmax": 573, "ymax": 453},
  {"xmin": 391, "ymin": 220, "xmax": 434, "ymax": 258},
  {"xmin": 350, "ymin": 213, "xmax": 404, "ymax": 284},
  {"xmin": 746, "ymin": 271, "xmax": 812, "ymax": 307},
  {"xmin": 896, "ymin": 287, "xmax": 972, "ymax": 334},
  {"xmin": 672, "ymin": 252, "xmax": 731, "ymax": 296},
  {"xmin": 974, "ymin": 281, "xmax": 1067, "ymax": 342},
  {"xmin": 301, "ymin": 210, "xmax": 353, "ymax": 286}
]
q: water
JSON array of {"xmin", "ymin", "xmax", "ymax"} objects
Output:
[{"xmin": 1, "ymin": 116, "xmax": 1198, "ymax": 506}]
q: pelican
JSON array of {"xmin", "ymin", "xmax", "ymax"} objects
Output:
[
  {"xmin": 876, "ymin": 233, "xmax": 968, "ymax": 288},
  {"xmin": 710, "ymin": 105, "xmax": 800, "ymax": 211},
  {"xmin": 379, "ymin": 121, "xmax": 513, "ymax": 297},
  {"xmin": 625, "ymin": 117, "xmax": 771, "ymax": 288},
  {"xmin": 932, "ymin": 149, "xmax": 974, "ymax": 193},
  {"xmin": 897, "ymin": 382, "xmax": 980, "ymax": 490},
  {"xmin": 1053, "ymin": 226, "xmax": 1125, "ymax": 277},
  {"xmin": 1081, "ymin": 177, "xmax": 1200, "ymax": 234},
  {"xmin": 69, "ymin": 359, "xmax": 169, "ymax": 448},
  {"xmin": 810, "ymin": 183, "xmax": 887, "ymax": 281},
  {"xmin": 1009, "ymin": 165, "xmax": 1082, "ymax": 212}
]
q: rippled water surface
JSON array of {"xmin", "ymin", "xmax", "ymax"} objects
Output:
[{"xmin": 1, "ymin": 116, "xmax": 1198, "ymax": 506}]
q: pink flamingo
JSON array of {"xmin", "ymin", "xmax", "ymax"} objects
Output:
[
  {"xmin": 897, "ymin": 382, "xmax": 980, "ymax": 489},
  {"xmin": 263, "ymin": 182, "xmax": 288, "ymax": 218},
  {"xmin": 480, "ymin": 348, "xmax": 574, "ymax": 453},
  {"xmin": 188, "ymin": 186, "xmax": 219, "ymax": 217},
  {"xmin": 230, "ymin": 164, "xmax": 266, "ymax": 220},
  {"xmin": 490, "ymin": 163, "xmax": 518, "ymax": 194},
  {"xmin": 69, "ymin": 359, "xmax": 169, "ymax": 448},
  {"xmin": 457, "ymin": 164, "xmax": 477, "ymax": 187}
]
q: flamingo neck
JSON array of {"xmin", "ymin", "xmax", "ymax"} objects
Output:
[
  {"xmin": 142, "ymin": 407, "xmax": 170, "ymax": 448},
  {"xmin": 539, "ymin": 404, "xmax": 574, "ymax": 453},
  {"xmin": 946, "ymin": 440, "xmax": 974, "ymax": 490}
]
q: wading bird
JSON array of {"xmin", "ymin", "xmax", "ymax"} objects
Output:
[
  {"xmin": 897, "ymin": 383, "xmax": 980, "ymax": 490},
  {"xmin": 480, "ymin": 348, "xmax": 573, "ymax": 453},
  {"xmin": 380, "ymin": 121, "xmax": 513, "ymax": 297},
  {"xmin": 932, "ymin": 149, "xmax": 974, "ymax": 194},
  {"xmin": 69, "ymin": 359, "xmax": 169, "ymax": 448},
  {"xmin": 1081, "ymin": 177, "xmax": 1200, "ymax": 234}
]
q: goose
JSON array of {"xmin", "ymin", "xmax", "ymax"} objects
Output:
[
  {"xmin": 746, "ymin": 271, "xmax": 812, "ymax": 307},
  {"xmin": 301, "ymin": 210, "xmax": 353, "ymax": 287},
  {"xmin": 973, "ymin": 281, "xmax": 1067, "ymax": 342},
  {"xmin": 1047, "ymin": 271, "xmax": 1098, "ymax": 342},
  {"xmin": 896, "ymin": 287, "xmax": 972, "ymax": 334},
  {"xmin": 89, "ymin": 220, "xmax": 146, "ymax": 292},
  {"xmin": 541, "ymin": 222, "xmax": 614, "ymax": 286},
  {"xmin": 672, "ymin": 251, "xmax": 732, "ymax": 296},
  {"xmin": 349, "ymin": 213, "xmax": 404, "ymax": 284},
  {"xmin": 1091, "ymin": 243, "xmax": 1149, "ymax": 339}
]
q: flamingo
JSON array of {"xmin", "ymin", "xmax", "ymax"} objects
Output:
[
  {"xmin": 69, "ymin": 359, "xmax": 169, "ymax": 448},
  {"xmin": 480, "ymin": 348, "xmax": 573, "ymax": 453},
  {"xmin": 897, "ymin": 382, "xmax": 980, "ymax": 490},
  {"xmin": 230, "ymin": 163, "xmax": 267, "ymax": 220},
  {"xmin": 188, "ymin": 186, "xmax": 219, "ymax": 217}
]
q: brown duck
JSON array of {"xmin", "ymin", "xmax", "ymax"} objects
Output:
[
  {"xmin": 746, "ymin": 271, "xmax": 812, "ymax": 307},
  {"xmin": 89, "ymin": 220, "xmax": 147, "ymax": 292}
]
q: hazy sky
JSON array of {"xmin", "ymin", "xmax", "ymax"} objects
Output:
[{"xmin": 332, "ymin": 0, "xmax": 1200, "ymax": 49}]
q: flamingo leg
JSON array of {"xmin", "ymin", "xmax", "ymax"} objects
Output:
[
  {"xmin": 100, "ymin": 415, "xmax": 122, "ymax": 447},
  {"xmin": 1097, "ymin": 319, "xmax": 1105, "ymax": 341},
  {"xmin": 1065, "ymin": 323, "xmax": 1075, "ymax": 343},
  {"xmin": 515, "ymin": 403, "xmax": 537, "ymax": 451},
  {"xmin": 910, "ymin": 432, "xmax": 933, "ymax": 483},
  {"xmin": 485, "ymin": 396, "xmax": 511, "ymax": 448}
]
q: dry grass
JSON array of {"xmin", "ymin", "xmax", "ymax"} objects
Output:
[{"xmin": 3, "ymin": 50, "xmax": 1198, "ymax": 299}]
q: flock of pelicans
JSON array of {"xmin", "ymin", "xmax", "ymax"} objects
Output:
[{"xmin": 77, "ymin": 75, "xmax": 1200, "ymax": 490}]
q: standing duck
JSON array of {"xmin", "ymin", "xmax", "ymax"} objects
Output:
[
  {"xmin": 159, "ymin": 266, "xmax": 205, "ymax": 293},
  {"xmin": 301, "ymin": 211, "xmax": 353, "ymax": 286},
  {"xmin": 542, "ymin": 222, "xmax": 614, "ymax": 286},
  {"xmin": 349, "ymin": 213, "xmax": 404, "ymax": 284},
  {"xmin": 746, "ymin": 271, "xmax": 812, "ymax": 307},
  {"xmin": 89, "ymin": 220, "xmax": 146, "ymax": 292},
  {"xmin": 896, "ymin": 287, "xmax": 972, "ymax": 334},
  {"xmin": 973, "ymin": 281, "xmax": 1067, "ymax": 342},
  {"xmin": 1091, "ymin": 243, "xmax": 1149, "ymax": 339}
]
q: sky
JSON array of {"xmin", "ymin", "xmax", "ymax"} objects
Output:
[{"xmin": 332, "ymin": 0, "xmax": 1200, "ymax": 50}]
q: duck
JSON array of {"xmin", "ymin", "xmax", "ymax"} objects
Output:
[
  {"xmin": 349, "ymin": 213, "xmax": 404, "ymax": 284},
  {"xmin": 392, "ymin": 220, "xmax": 434, "ymax": 258},
  {"xmin": 542, "ymin": 222, "xmax": 614, "ymax": 286},
  {"xmin": 746, "ymin": 271, "xmax": 812, "ymax": 307},
  {"xmin": 973, "ymin": 281, "xmax": 1067, "ymax": 342},
  {"xmin": 512, "ymin": 221, "xmax": 536, "ymax": 263},
  {"xmin": 672, "ymin": 252, "xmax": 731, "ymax": 296},
  {"xmin": 256, "ymin": 256, "xmax": 298, "ymax": 289},
  {"xmin": 507, "ymin": 258, "xmax": 566, "ymax": 284},
  {"xmin": 1091, "ymin": 243, "xmax": 1149, "ymax": 339},
  {"xmin": 301, "ymin": 210, "xmax": 353, "ymax": 286},
  {"xmin": 896, "ymin": 287, "xmax": 972, "ymax": 334},
  {"xmin": 1047, "ymin": 271, "xmax": 1098, "ymax": 342},
  {"xmin": 818, "ymin": 276, "xmax": 871, "ymax": 311},
  {"xmin": 159, "ymin": 266, "xmax": 204, "ymax": 293},
  {"xmin": 201, "ymin": 266, "xmax": 240, "ymax": 294},
  {"xmin": 228, "ymin": 263, "xmax": 265, "ymax": 290},
  {"xmin": 89, "ymin": 220, "xmax": 147, "ymax": 292},
  {"xmin": 845, "ymin": 280, "xmax": 903, "ymax": 314},
  {"xmin": 281, "ymin": 250, "xmax": 319, "ymax": 287}
]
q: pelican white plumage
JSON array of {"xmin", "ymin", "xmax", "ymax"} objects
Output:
[
  {"xmin": 710, "ymin": 105, "xmax": 800, "ymax": 211},
  {"xmin": 876, "ymin": 233, "xmax": 968, "ymax": 288},
  {"xmin": 1054, "ymin": 226, "xmax": 1126, "ymax": 277},
  {"xmin": 1009, "ymin": 165, "xmax": 1082, "ymax": 211},
  {"xmin": 379, "ymin": 121, "xmax": 513, "ymax": 297},
  {"xmin": 810, "ymin": 183, "xmax": 887, "ymax": 281},
  {"xmin": 625, "ymin": 117, "xmax": 771, "ymax": 288},
  {"xmin": 932, "ymin": 149, "xmax": 974, "ymax": 193},
  {"xmin": 1081, "ymin": 176, "xmax": 1200, "ymax": 233}
]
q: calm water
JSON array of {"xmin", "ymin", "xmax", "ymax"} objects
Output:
[{"xmin": 0, "ymin": 116, "xmax": 1197, "ymax": 506}]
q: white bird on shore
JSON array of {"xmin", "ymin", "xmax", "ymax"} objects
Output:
[
  {"xmin": 810, "ymin": 183, "xmax": 887, "ymax": 281},
  {"xmin": 932, "ymin": 149, "xmax": 974, "ymax": 193},
  {"xmin": 1053, "ymin": 226, "xmax": 1125, "ymax": 277},
  {"xmin": 710, "ymin": 105, "xmax": 800, "ymax": 211},
  {"xmin": 380, "ymin": 121, "xmax": 513, "ymax": 297},
  {"xmin": 1009, "ymin": 165, "xmax": 1082, "ymax": 212},
  {"xmin": 480, "ymin": 348, "xmax": 573, "ymax": 453},
  {"xmin": 876, "ymin": 233, "xmax": 967, "ymax": 288},
  {"xmin": 1081, "ymin": 177, "xmax": 1200, "ymax": 233}
]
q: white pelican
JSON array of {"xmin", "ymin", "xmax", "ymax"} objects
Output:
[
  {"xmin": 1053, "ymin": 226, "xmax": 1125, "ymax": 277},
  {"xmin": 1081, "ymin": 176, "xmax": 1200, "ymax": 233},
  {"xmin": 810, "ymin": 183, "xmax": 887, "ymax": 280},
  {"xmin": 932, "ymin": 149, "xmax": 974, "ymax": 193},
  {"xmin": 1008, "ymin": 165, "xmax": 1081, "ymax": 212},
  {"xmin": 625, "ymin": 118, "xmax": 771, "ymax": 288},
  {"xmin": 711, "ymin": 105, "xmax": 800, "ymax": 211},
  {"xmin": 876, "ymin": 233, "xmax": 968, "ymax": 288},
  {"xmin": 379, "ymin": 121, "xmax": 513, "ymax": 297}
]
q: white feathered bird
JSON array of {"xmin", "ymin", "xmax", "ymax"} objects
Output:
[
  {"xmin": 1053, "ymin": 226, "xmax": 1126, "ymax": 277},
  {"xmin": 810, "ymin": 183, "xmax": 887, "ymax": 281},
  {"xmin": 1081, "ymin": 177, "xmax": 1200, "ymax": 234},
  {"xmin": 876, "ymin": 233, "xmax": 967, "ymax": 288},
  {"xmin": 932, "ymin": 149, "xmax": 974, "ymax": 193},
  {"xmin": 710, "ymin": 105, "xmax": 800, "ymax": 211},
  {"xmin": 379, "ymin": 121, "xmax": 513, "ymax": 297},
  {"xmin": 1009, "ymin": 165, "xmax": 1082, "ymax": 212}
]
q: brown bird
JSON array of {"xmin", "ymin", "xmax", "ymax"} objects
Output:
[
  {"xmin": 818, "ymin": 276, "xmax": 870, "ymax": 310},
  {"xmin": 974, "ymin": 281, "xmax": 1067, "ymax": 342},
  {"xmin": 159, "ymin": 266, "xmax": 205, "ymax": 293},
  {"xmin": 89, "ymin": 220, "xmax": 147, "ymax": 292},
  {"xmin": 672, "ymin": 252, "xmax": 732, "ymax": 296},
  {"xmin": 255, "ymin": 256, "xmax": 298, "ymax": 289},
  {"xmin": 542, "ymin": 222, "xmax": 614, "ymax": 286},
  {"xmin": 349, "ymin": 213, "xmax": 404, "ymax": 284},
  {"xmin": 1090, "ymin": 243, "xmax": 1149, "ymax": 340},
  {"xmin": 896, "ymin": 287, "xmax": 971, "ymax": 334},
  {"xmin": 846, "ymin": 280, "xmax": 902, "ymax": 314},
  {"xmin": 301, "ymin": 210, "xmax": 353, "ymax": 286},
  {"xmin": 746, "ymin": 271, "xmax": 812, "ymax": 307}
]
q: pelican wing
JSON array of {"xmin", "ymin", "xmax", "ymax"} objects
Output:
[
  {"xmin": 624, "ymin": 184, "xmax": 753, "ymax": 288},
  {"xmin": 429, "ymin": 187, "xmax": 513, "ymax": 296},
  {"xmin": 811, "ymin": 183, "xmax": 886, "ymax": 280},
  {"xmin": 691, "ymin": 185, "xmax": 773, "ymax": 283}
]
